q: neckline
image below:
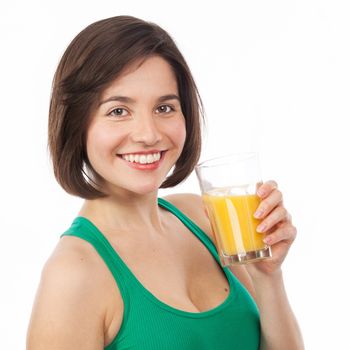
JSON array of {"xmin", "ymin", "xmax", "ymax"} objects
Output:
[{"xmin": 74, "ymin": 201, "xmax": 236, "ymax": 318}]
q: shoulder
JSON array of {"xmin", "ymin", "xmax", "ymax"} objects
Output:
[
  {"xmin": 162, "ymin": 193, "xmax": 213, "ymax": 240},
  {"xmin": 27, "ymin": 237, "xmax": 122, "ymax": 349},
  {"xmin": 39, "ymin": 236, "xmax": 108, "ymax": 300}
]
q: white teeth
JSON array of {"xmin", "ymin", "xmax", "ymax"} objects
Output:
[
  {"xmin": 140, "ymin": 155, "xmax": 147, "ymax": 164},
  {"xmin": 146, "ymin": 154, "xmax": 153, "ymax": 163},
  {"xmin": 121, "ymin": 152, "xmax": 161, "ymax": 164}
]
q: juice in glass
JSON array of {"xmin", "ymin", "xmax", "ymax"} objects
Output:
[{"xmin": 203, "ymin": 189, "xmax": 271, "ymax": 265}]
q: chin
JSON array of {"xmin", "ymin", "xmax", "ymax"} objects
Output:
[
  {"xmin": 131, "ymin": 182, "xmax": 163, "ymax": 195},
  {"xmin": 107, "ymin": 178, "xmax": 165, "ymax": 197}
]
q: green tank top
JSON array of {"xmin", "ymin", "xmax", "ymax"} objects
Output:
[{"xmin": 61, "ymin": 198, "xmax": 260, "ymax": 349}]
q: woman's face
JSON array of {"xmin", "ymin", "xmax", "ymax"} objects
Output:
[{"xmin": 86, "ymin": 55, "xmax": 186, "ymax": 196}]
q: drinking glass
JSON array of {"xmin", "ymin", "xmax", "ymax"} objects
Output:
[{"xmin": 195, "ymin": 153, "xmax": 272, "ymax": 266}]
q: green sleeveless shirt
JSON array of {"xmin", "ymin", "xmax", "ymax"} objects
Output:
[{"xmin": 61, "ymin": 198, "xmax": 260, "ymax": 349}]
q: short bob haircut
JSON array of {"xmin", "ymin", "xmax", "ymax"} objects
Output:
[{"xmin": 48, "ymin": 15, "xmax": 203, "ymax": 199}]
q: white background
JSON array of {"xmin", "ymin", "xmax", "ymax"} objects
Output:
[{"xmin": 1, "ymin": 0, "xmax": 349, "ymax": 348}]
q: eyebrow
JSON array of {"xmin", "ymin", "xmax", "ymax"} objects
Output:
[{"xmin": 98, "ymin": 94, "xmax": 181, "ymax": 106}]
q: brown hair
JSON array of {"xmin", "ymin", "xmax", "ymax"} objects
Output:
[{"xmin": 48, "ymin": 15, "xmax": 203, "ymax": 199}]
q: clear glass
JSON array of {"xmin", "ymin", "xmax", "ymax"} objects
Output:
[{"xmin": 195, "ymin": 153, "xmax": 272, "ymax": 266}]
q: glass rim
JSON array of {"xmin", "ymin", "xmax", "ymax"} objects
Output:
[{"xmin": 195, "ymin": 152, "xmax": 259, "ymax": 169}]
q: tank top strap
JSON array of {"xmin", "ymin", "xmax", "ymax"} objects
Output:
[
  {"xmin": 157, "ymin": 198, "xmax": 221, "ymax": 265},
  {"xmin": 61, "ymin": 217, "xmax": 133, "ymax": 301}
]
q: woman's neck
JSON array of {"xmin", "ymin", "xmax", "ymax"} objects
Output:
[{"xmin": 78, "ymin": 191, "xmax": 166, "ymax": 237}]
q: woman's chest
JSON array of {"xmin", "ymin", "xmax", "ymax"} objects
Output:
[{"xmin": 108, "ymin": 224, "xmax": 230, "ymax": 313}]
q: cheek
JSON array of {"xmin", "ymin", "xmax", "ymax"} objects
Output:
[
  {"xmin": 178, "ymin": 125, "xmax": 187, "ymax": 148},
  {"xmin": 169, "ymin": 117, "xmax": 187, "ymax": 148},
  {"xmin": 86, "ymin": 123, "xmax": 124, "ymax": 161}
]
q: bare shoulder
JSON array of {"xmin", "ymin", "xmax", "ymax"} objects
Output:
[
  {"xmin": 27, "ymin": 237, "xmax": 122, "ymax": 350},
  {"xmin": 162, "ymin": 193, "xmax": 213, "ymax": 240}
]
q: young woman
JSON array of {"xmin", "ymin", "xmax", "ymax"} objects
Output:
[{"xmin": 27, "ymin": 15, "xmax": 303, "ymax": 350}]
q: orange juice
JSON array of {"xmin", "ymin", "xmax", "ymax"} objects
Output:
[{"xmin": 203, "ymin": 193, "xmax": 265, "ymax": 256}]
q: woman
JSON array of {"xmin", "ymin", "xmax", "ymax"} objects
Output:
[{"xmin": 27, "ymin": 15, "xmax": 303, "ymax": 349}]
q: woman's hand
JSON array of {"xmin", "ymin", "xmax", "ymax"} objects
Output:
[{"xmin": 246, "ymin": 180, "xmax": 297, "ymax": 278}]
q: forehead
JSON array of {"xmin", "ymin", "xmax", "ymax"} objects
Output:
[{"xmin": 101, "ymin": 55, "xmax": 178, "ymax": 99}]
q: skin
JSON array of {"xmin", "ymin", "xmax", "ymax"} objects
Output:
[{"xmin": 27, "ymin": 56, "xmax": 304, "ymax": 350}]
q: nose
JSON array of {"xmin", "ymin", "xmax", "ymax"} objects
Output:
[{"xmin": 131, "ymin": 115, "xmax": 162, "ymax": 146}]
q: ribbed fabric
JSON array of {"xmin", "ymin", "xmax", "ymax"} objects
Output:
[{"xmin": 61, "ymin": 198, "xmax": 260, "ymax": 349}]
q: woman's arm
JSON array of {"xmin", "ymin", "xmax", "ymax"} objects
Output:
[
  {"xmin": 249, "ymin": 269, "xmax": 304, "ymax": 350},
  {"xmin": 26, "ymin": 242, "xmax": 112, "ymax": 350},
  {"xmin": 245, "ymin": 180, "xmax": 304, "ymax": 350}
]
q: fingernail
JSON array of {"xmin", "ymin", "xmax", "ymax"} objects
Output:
[
  {"xmin": 263, "ymin": 236, "xmax": 271, "ymax": 244},
  {"xmin": 257, "ymin": 188, "xmax": 265, "ymax": 197},
  {"xmin": 254, "ymin": 209, "xmax": 264, "ymax": 219},
  {"xmin": 257, "ymin": 223, "xmax": 267, "ymax": 233}
]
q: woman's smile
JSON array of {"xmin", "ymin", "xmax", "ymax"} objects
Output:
[{"xmin": 117, "ymin": 150, "xmax": 166, "ymax": 170}]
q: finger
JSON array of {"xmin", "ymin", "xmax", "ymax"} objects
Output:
[
  {"xmin": 254, "ymin": 189, "xmax": 283, "ymax": 219},
  {"xmin": 257, "ymin": 180, "xmax": 278, "ymax": 199},
  {"xmin": 256, "ymin": 205, "xmax": 288, "ymax": 233},
  {"xmin": 263, "ymin": 224, "xmax": 297, "ymax": 245}
]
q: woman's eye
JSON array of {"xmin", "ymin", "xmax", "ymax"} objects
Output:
[
  {"xmin": 156, "ymin": 105, "xmax": 174, "ymax": 114},
  {"xmin": 108, "ymin": 108, "xmax": 128, "ymax": 117}
]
